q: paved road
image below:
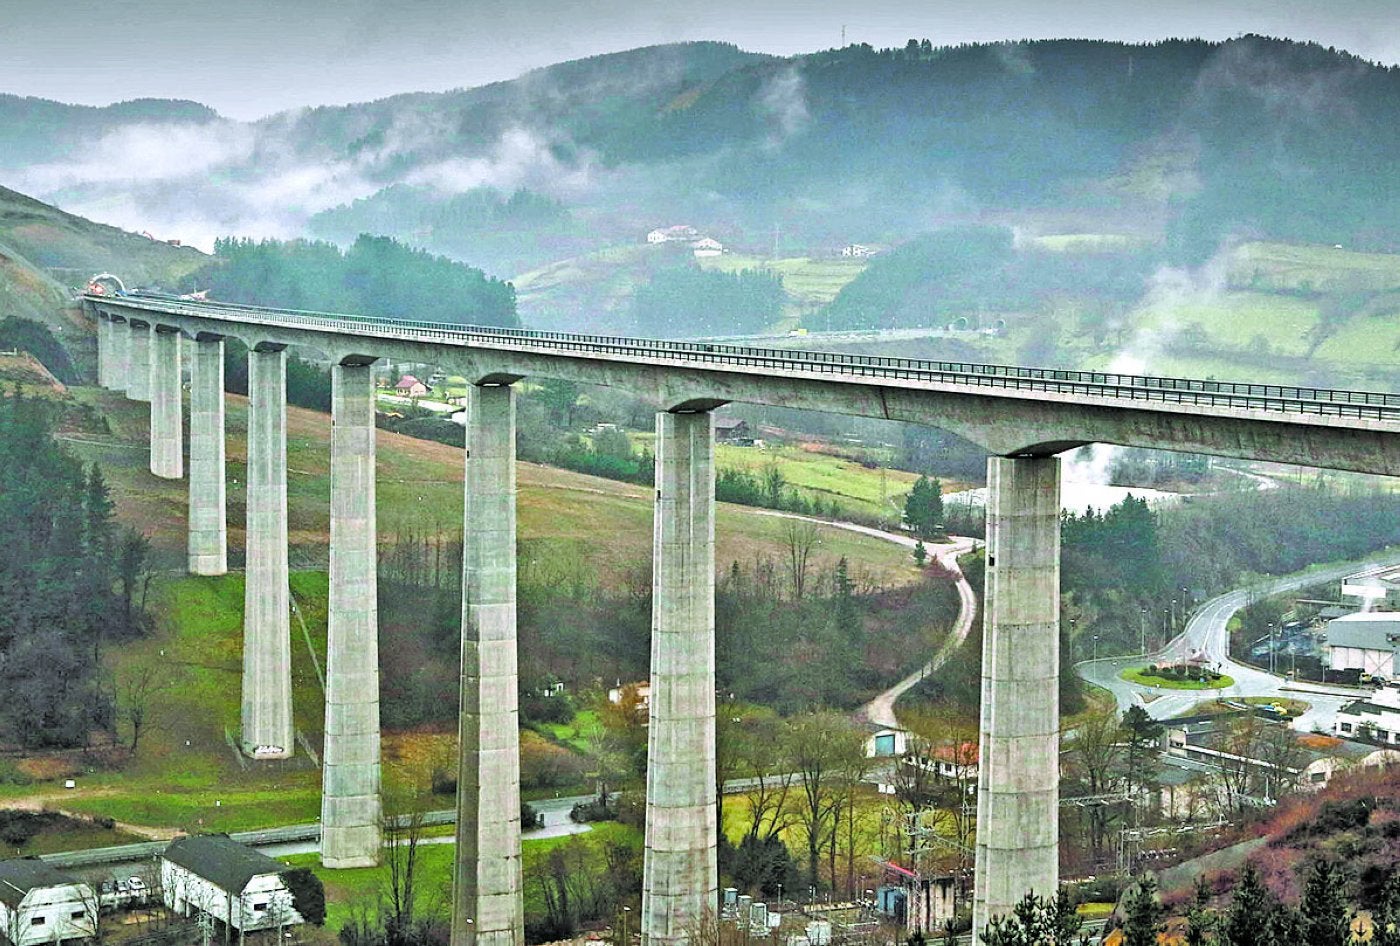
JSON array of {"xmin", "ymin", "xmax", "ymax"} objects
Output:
[{"xmin": 1077, "ymin": 548, "xmax": 1400, "ymax": 729}]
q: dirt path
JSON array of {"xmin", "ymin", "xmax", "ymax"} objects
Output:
[
  {"xmin": 4, "ymin": 789, "xmax": 179, "ymax": 840},
  {"xmin": 745, "ymin": 510, "xmax": 981, "ymax": 729}
]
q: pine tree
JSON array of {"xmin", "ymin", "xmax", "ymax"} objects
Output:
[
  {"xmin": 1185, "ymin": 876, "xmax": 1215, "ymax": 946},
  {"xmin": 1298, "ymin": 858, "xmax": 1352, "ymax": 946},
  {"xmin": 904, "ymin": 475, "xmax": 944, "ymax": 538},
  {"xmin": 1372, "ymin": 873, "xmax": 1400, "ymax": 946},
  {"xmin": 1123, "ymin": 875, "xmax": 1165, "ymax": 946},
  {"xmin": 1222, "ymin": 865, "xmax": 1278, "ymax": 946},
  {"xmin": 913, "ymin": 539, "xmax": 928, "ymax": 566}
]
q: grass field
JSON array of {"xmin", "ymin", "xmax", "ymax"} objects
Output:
[
  {"xmin": 66, "ymin": 389, "xmax": 918, "ymax": 588},
  {"xmin": 697, "ymin": 254, "xmax": 868, "ymax": 309},
  {"xmin": 627, "ymin": 434, "xmax": 968, "ymax": 522}
]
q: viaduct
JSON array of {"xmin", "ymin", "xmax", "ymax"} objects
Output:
[{"xmin": 85, "ymin": 294, "xmax": 1400, "ymax": 946}]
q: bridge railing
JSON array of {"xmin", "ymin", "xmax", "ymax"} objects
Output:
[{"xmin": 92, "ymin": 295, "xmax": 1400, "ymax": 422}]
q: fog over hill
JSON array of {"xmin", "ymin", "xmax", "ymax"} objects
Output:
[{"xmin": 2, "ymin": 35, "xmax": 1397, "ymax": 271}]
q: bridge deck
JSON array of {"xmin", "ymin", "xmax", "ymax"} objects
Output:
[{"xmin": 88, "ymin": 294, "xmax": 1400, "ymax": 424}]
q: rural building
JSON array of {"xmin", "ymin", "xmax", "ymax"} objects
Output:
[
  {"xmin": 691, "ymin": 238, "xmax": 724, "ymax": 258},
  {"xmin": 161, "ymin": 835, "xmax": 304, "ymax": 934},
  {"xmin": 0, "ymin": 859, "xmax": 96, "ymax": 946},
  {"xmin": 607, "ymin": 682, "xmax": 651, "ymax": 713},
  {"xmin": 646, "ymin": 225, "xmax": 699, "ymax": 244},
  {"xmin": 1324, "ymin": 611, "xmax": 1400, "ymax": 678},
  {"xmin": 864, "ymin": 724, "xmax": 908, "ymax": 758},
  {"xmin": 712, "ymin": 417, "xmax": 753, "ymax": 445},
  {"xmin": 929, "ymin": 741, "xmax": 979, "ymax": 782},
  {"xmin": 840, "ymin": 243, "xmax": 885, "ymax": 258},
  {"xmin": 1336, "ymin": 681, "xmax": 1400, "ymax": 745},
  {"xmin": 394, "ymin": 374, "xmax": 429, "ymax": 398},
  {"xmin": 1295, "ymin": 731, "xmax": 1400, "ymax": 783}
]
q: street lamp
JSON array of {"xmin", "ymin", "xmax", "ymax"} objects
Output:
[
  {"xmin": 1139, "ymin": 607, "xmax": 1148, "ymax": 656},
  {"xmin": 1093, "ymin": 634, "xmax": 1100, "ymax": 664},
  {"xmin": 622, "ymin": 906, "xmax": 631, "ymax": 946}
]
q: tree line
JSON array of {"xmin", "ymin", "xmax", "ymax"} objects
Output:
[
  {"xmin": 189, "ymin": 234, "xmax": 519, "ymax": 328},
  {"xmin": 0, "ymin": 389, "xmax": 150, "ymax": 748}
]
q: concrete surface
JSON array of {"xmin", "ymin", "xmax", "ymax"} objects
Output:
[
  {"xmin": 125, "ymin": 320, "xmax": 150, "ymax": 402},
  {"xmin": 322, "ymin": 362, "xmax": 383, "ymax": 868},
  {"xmin": 187, "ymin": 337, "xmax": 227, "ymax": 575},
  {"xmin": 148, "ymin": 328, "xmax": 182, "ymax": 479},
  {"xmin": 241, "ymin": 346, "xmax": 293, "ymax": 759},
  {"xmin": 643, "ymin": 411, "xmax": 719, "ymax": 946},
  {"xmin": 973, "ymin": 456, "xmax": 1061, "ymax": 935},
  {"xmin": 453, "ymin": 382, "xmax": 524, "ymax": 946}
]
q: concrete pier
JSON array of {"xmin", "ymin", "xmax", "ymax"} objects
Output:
[
  {"xmin": 452, "ymin": 382, "xmax": 523, "ymax": 946},
  {"xmin": 322, "ymin": 361, "xmax": 382, "ymax": 868},
  {"xmin": 188, "ymin": 337, "xmax": 227, "ymax": 576},
  {"xmin": 149, "ymin": 328, "xmax": 183, "ymax": 479},
  {"xmin": 642, "ymin": 410, "xmax": 718, "ymax": 946},
  {"xmin": 972, "ymin": 456, "xmax": 1061, "ymax": 934},
  {"xmin": 241, "ymin": 345, "xmax": 293, "ymax": 759},
  {"xmin": 96, "ymin": 316, "xmax": 110, "ymax": 388},
  {"xmin": 127, "ymin": 321, "xmax": 151, "ymax": 402},
  {"xmin": 109, "ymin": 317, "xmax": 129, "ymax": 394}
]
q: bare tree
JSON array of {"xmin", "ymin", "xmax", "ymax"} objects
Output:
[
  {"xmin": 383, "ymin": 791, "xmax": 427, "ymax": 932},
  {"xmin": 117, "ymin": 660, "xmax": 168, "ymax": 753},
  {"xmin": 788, "ymin": 712, "xmax": 867, "ymax": 890},
  {"xmin": 1062, "ymin": 707, "xmax": 1125, "ymax": 861},
  {"xmin": 782, "ymin": 519, "xmax": 821, "ymax": 600}
]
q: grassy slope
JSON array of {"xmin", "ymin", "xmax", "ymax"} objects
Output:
[{"xmin": 36, "ymin": 386, "xmax": 918, "ymax": 834}]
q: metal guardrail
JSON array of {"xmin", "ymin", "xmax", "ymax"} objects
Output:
[
  {"xmin": 89, "ymin": 295, "xmax": 1400, "ymax": 423},
  {"xmin": 40, "ymin": 809, "xmax": 461, "ymax": 869}
]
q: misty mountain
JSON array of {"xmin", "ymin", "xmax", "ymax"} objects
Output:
[
  {"xmin": 0, "ymin": 96, "xmax": 219, "ymax": 166},
  {"xmin": 4, "ymin": 36, "xmax": 1400, "ymax": 282}
]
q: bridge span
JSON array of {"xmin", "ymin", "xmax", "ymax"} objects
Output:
[{"xmin": 86, "ymin": 295, "xmax": 1400, "ymax": 946}]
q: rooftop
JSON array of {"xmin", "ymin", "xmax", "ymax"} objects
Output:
[
  {"xmin": 163, "ymin": 834, "xmax": 286, "ymax": 894},
  {"xmin": 0, "ymin": 857, "xmax": 81, "ymax": 909},
  {"xmin": 1325, "ymin": 611, "xmax": 1400, "ymax": 650}
]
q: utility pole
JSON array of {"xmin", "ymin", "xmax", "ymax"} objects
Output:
[{"xmin": 1139, "ymin": 607, "xmax": 1147, "ymax": 656}]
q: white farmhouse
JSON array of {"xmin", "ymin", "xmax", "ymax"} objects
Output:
[
  {"xmin": 691, "ymin": 237, "xmax": 724, "ymax": 258},
  {"xmin": 0, "ymin": 858, "xmax": 97, "ymax": 946},
  {"xmin": 646, "ymin": 225, "xmax": 699, "ymax": 244},
  {"xmin": 161, "ymin": 835, "xmax": 303, "ymax": 934}
]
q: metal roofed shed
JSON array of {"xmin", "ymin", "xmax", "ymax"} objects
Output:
[
  {"xmin": 0, "ymin": 857, "xmax": 96, "ymax": 945},
  {"xmin": 161, "ymin": 834, "xmax": 303, "ymax": 935}
]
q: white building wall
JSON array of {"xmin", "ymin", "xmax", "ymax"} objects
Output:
[
  {"xmin": 1330, "ymin": 646, "xmax": 1394, "ymax": 677},
  {"xmin": 162, "ymin": 863, "xmax": 303, "ymax": 932},
  {"xmin": 0, "ymin": 884, "xmax": 97, "ymax": 946}
]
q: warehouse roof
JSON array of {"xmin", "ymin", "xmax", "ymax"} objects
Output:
[{"xmin": 1325, "ymin": 612, "xmax": 1400, "ymax": 651}]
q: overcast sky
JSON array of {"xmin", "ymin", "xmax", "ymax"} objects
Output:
[{"xmin": 5, "ymin": 0, "xmax": 1399, "ymax": 120}]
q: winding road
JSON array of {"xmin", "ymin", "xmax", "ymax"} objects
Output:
[{"xmin": 1077, "ymin": 548, "xmax": 1400, "ymax": 730}]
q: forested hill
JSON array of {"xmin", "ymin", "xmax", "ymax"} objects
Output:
[{"xmin": 6, "ymin": 36, "xmax": 1400, "ymax": 270}]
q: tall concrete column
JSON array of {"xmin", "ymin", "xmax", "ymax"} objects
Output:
[
  {"xmin": 452, "ymin": 382, "xmax": 523, "ymax": 946},
  {"xmin": 110, "ymin": 318, "xmax": 130, "ymax": 394},
  {"xmin": 149, "ymin": 328, "xmax": 183, "ymax": 479},
  {"xmin": 322, "ymin": 361, "xmax": 382, "ymax": 868},
  {"xmin": 188, "ymin": 337, "xmax": 227, "ymax": 576},
  {"xmin": 126, "ymin": 321, "xmax": 151, "ymax": 402},
  {"xmin": 972, "ymin": 456, "xmax": 1061, "ymax": 935},
  {"xmin": 241, "ymin": 345, "xmax": 293, "ymax": 759},
  {"xmin": 96, "ymin": 315, "xmax": 109, "ymax": 388},
  {"xmin": 642, "ymin": 410, "xmax": 718, "ymax": 946}
]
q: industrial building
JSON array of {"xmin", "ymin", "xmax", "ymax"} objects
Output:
[
  {"xmin": 1337, "ymin": 682, "xmax": 1400, "ymax": 745},
  {"xmin": 1324, "ymin": 611, "xmax": 1400, "ymax": 678}
]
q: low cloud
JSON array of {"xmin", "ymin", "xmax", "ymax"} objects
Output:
[{"xmin": 756, "ymin": 66, "xmax": 809, "ymax": 149}]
